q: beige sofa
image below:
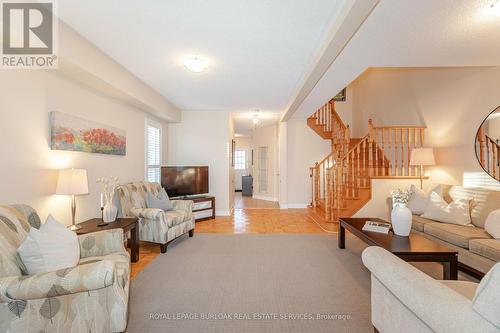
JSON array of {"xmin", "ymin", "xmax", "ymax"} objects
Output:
[
  {"xmin": 362, "ymin": 246, "xmax": 500, "ymax": 333},
  {"xmin": 410, "ymin": 186, "xmax": 500, "ymax": 276}
]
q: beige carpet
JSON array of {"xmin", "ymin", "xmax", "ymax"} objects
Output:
[{"xmin": 126, "ymin": 233, "xmax": 475, "ymax": 333}]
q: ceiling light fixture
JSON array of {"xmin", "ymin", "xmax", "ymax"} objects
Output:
[
  {"xmin": 184, "ymin": 56, "xmax": 208, "ymax": 73},
  {"xmin": 490, "ymin": 0, "xmax": 500, "ymax": 16},
  {"xmin": 252, "ymin": 109, "xmax": 260, "ymax": 125}
]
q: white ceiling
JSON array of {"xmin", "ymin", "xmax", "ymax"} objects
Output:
[
  {"xmin": 58, "ymin": 0, "xmax": 346, "ymax": 122},
  {"xmin": 232, "ymin": 111, "xmax": 281, "ymax": 136},
  {"xmin": 294, "ymin": 0, "xmax": 500, "ymax": 118}
]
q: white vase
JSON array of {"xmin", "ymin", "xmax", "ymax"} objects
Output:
[
  {"xmin": 103, "ymin": 203, "xmax": 118, "ymax": 223},
  {"xmin": 391, "ymin": 203, "xmax": 412, "ymax": 236}
]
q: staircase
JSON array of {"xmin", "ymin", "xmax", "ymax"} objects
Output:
[
  {"xmin": 476, "ymin": 125, "xmax": 500, "ymax": 180},
  {"xmin": 308, "ymin": 99, "xmax": 426, "ymax": 222}
]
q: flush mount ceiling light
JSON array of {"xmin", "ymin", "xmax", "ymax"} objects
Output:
[
  {"xmin": 490, "ymin": 0, "xmax": 500, "ymax": 15},
  {"xmin": 184, "ymin": 56, "xmax": 208, "ymax": 73},
  {"xmin": 252, "ymin": 110, "xmax": 260, "ymax": 125}
]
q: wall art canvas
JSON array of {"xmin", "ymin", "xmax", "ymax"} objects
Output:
[{"xmin": 50, "ymin": 111, "xmax": 126, "ymax": 156}]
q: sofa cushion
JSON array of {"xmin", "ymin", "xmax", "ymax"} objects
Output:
[
  {"xmin": 469, "ymin": 239, "xmax": 500, "ymax": 262},
  {"xmin": 447, "ymin": 186, "xmax": 494, "ymax": 228},
  {"xmin": 411, "ymin": 215, "xmax": 435, "ymax": 232},
  {"xmin": 421, "ymin": 192, "xmax": 472, "ymax": 226},
  {"xmin": 478, "ymin": 191, "xmax": 500, "ymax": 229},
  {"xmin": 439, "ymin": 280, "xmax": 478, "ymax": 300},
  {"xmin": 423, "ymin": 222, "xmax": 491, "ymax": 248},
  {"xmin": 407, "ymin": 184, "xmax": 443, "ymax": 215}
]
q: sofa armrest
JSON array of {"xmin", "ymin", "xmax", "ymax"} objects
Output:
[
  {"xmin": 171, "ymin": 200, "xmax": 193, "ymax": 213},
  {"xmin": 130, "ymin": 207, "xmax": 163, "ymax": 219},
  {"xmin": 0, "ymin": 260, "xmax": 115, "ymax": 302},
  {"xmin": 362, "ymin": 247, "xmax": 498, "ymax": 332},
  {"xmin": 78, "ymin": 229, "xmax": 126, "ymax": 259}
]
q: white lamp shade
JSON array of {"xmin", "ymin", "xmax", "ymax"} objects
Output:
[
  {"xmin": 410, "ymin": 148, "xmax": 435, "ymax": 166},
  {"xmin": 56, "ymin": 169, "xmax": 89, "ymax": 195}
]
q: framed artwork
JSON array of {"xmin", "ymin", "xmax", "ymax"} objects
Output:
[
  {"xmin": 333, "ymin": 88, "xmax": 346, "ymax": 102},
  {"xmin": 50, "ymin": 111, "xmax": 126, "ymax": 156}
]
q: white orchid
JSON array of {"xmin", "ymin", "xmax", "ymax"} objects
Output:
[{"xmin": 97, "ymin": 176, "xmax": 119, "ymax": 206}]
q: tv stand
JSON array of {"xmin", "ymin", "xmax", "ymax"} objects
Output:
[{"xmin": 176, "ymin": 195, "xmax": 215, "ymax": 222}]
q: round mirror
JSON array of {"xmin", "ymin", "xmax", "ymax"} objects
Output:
[{"xmin": 475, "ymin": 107, "xmax": 500, "ymax": 182}]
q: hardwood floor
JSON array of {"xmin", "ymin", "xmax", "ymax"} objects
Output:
[
  {"xmin": 130, "ymin": 207, "xmax": 337, "ymax": 278},
  {"xmin": 234, "ymin": 192, "xmax": 279, "ymax": 209}
]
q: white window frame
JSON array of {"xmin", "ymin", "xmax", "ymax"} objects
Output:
[{"xmin": 145, "ymin": 118, "xmax": 162, "ymax": 183}]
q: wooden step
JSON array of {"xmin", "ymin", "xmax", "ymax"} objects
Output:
[{"xmin": 307, "ymin": 117, "xmax": 332, "ymax": 140}]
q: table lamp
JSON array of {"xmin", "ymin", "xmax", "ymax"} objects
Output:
[
  {"xmin": 56, "ymin": 168, "xmax": 89, "ymax": 230},
  {"xmin": 410, "ymin": 148, "xmax": 435, "ymax": 189}
]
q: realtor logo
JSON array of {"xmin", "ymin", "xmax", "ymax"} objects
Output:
[{"xmin": 1, "ymin": 0, "xmax": 58, "ymax": 69}]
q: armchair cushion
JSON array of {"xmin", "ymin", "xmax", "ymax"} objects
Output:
[
  {"xmin": 1, "ymin": 260, "xmax": 115, "ymax": 302},
  {"xmin": 171, "ymin": 199, "xmax": 194, "ymax": 213},
  {"xmin": 473, "ymin": 262, "xmax": 500, "ymax": 328},
  {"xmin": 130, "ymin": 207, "xmax": 163, "ymax": 220},
  {"xmin": 362, "ymin": 246, "xmax": 498, "ymax": 332},
  {"xmin": 78, "ymin": 229, "xmax": 126, "ymax": 259},
  {"xmin": 17, "ymin": 215, "xmax": 80, "ymax": 275}
]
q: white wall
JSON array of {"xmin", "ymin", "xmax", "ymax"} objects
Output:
[
  {"xmin": 167, "ymin": 111, "xmax": 231, "ymax": 215},
  {"xmin": 0, "ymin": 70, "xmax": 168, "ymax": 225},
  {"xmin": 252, "ymin": 124, "xmax": 278, "ymax": 201},
  {"xmin": 278, "ymin": 122, "xmax": 288, "ymax": 208},
  {"xmin": 286, "ymin": 118, "xmax": 331, "ymax": 208},
  {"xmin": 350, "ymin": 67, "xmax": 500, "ymax": 185}
]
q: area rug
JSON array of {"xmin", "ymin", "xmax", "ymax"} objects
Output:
[{"xmin": 126, "ymin": 233, "xmax": 472, "ymax": 333}]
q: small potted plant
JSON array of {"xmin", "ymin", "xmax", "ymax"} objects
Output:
[{"xmin": 390, "ymin": 188, "xmax": 412, "ymax": 236}]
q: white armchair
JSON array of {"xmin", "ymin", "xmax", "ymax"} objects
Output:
[{"xmin": 362, "ymin": 246, "xmax": 500, "ymax": 333}]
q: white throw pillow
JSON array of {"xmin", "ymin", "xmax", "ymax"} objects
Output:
[
  {"xmin": 484, "ymin": 209, "xmax": 500, "ymax": 239},
  {"xmin": 421, "ymin": 192, "xmax": 472, "ymax": 226},
  {"xmin": 406, "ymin": 184, "xmax": 443, "ymax": 215},
  {"xmin": 17, "ymin": 215, "xmax": 80, "ymax": 275}
]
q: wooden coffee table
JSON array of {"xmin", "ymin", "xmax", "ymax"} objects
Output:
[
  {"xmin": 76, "ymin": 218, "xmax": 139, "ymax": 263},
  {"xmin": 339, "ymin": 217, "xmax": 458, "ymax": 280}
]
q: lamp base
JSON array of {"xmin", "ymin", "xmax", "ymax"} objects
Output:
[{"xmin": 68, "ymin": 224, "xmax": 82, "ymax": 231}]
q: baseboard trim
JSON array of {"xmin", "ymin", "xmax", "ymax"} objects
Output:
[
  {"xmin": 279, "ymin": 203, "xmax": 288, "ymax": 209},
  {"xmin": 215, "ymin": 210, "xmax": 230, "ymax": 216},
  {"xmin": 252, "ymin": 195, "xmax": 278, "ymax": 202}
]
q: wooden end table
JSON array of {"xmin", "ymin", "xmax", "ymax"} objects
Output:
[
  {"xmin": 339, "ymin": 217, "xmax": 458, "ymax": 280},
  {"xmin": 76, "ymin": 218, "xmax": 139, "ymax": 263}
]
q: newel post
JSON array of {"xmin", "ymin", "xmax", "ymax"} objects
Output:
[{"xmin": 368, "ymin": 119, "xmax": 374, "ymax": 142}]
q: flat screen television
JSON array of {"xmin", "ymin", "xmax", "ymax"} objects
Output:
[{"xmin": 161, "ymin": 166, "xmax": 209, "ymax": 197}]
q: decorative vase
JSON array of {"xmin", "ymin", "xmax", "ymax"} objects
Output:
[
  {"xmin": 391, "ymin": 203, "xmax": 412, "ymax": 236},
  {"xmin": 103, "ymin": 203, "xmax": 118, "ymax": 223}
]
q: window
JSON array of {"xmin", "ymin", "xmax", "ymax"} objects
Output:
[
  {"xmin": 234, "ymin": 150, "xmax": 246, "ymax": 170},
  {"xmin": 146, "ymin": 120, "xmax": 162, "ymax": 183}
]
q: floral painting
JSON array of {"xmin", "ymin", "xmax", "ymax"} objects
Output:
[{"xmin": 50, "ymin": 111, "xmax": 126, "ymax": 155}]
